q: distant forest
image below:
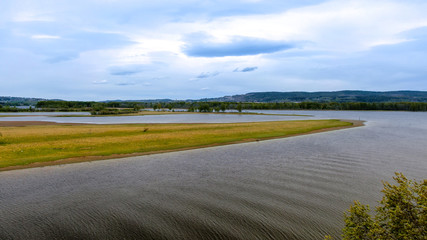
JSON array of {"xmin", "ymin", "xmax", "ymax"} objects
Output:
[
  {"xmin": 1, "ymin": 91, "xmax": 427, "ymax": 112},
  {"xmin": 31, "ymin": 100, "xmax": 427, "ymax": 112}
]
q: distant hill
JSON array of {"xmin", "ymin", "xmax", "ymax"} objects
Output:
[
  {"xmin": 0, "ymin": 96, "xmax": 47, "ymax": 106},
  {"xmin": 201, "ymin": 91, "xmax": 427, "ymax": 103},
  {"xmin": 2, "ymin": 91, "xmax": 427, "ymax": 106}
]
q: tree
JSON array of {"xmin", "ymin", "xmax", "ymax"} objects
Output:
[
  {"xmin": 156, "ymin": 103, "xmax": 162, "ymax": 111},
  {"xmin": 342, "ymin": 201, "xmax": 375, "ymax": 240},
  {"xmin": 198, "ymin": 103, "xmax": 212, "ymax": 112},
  {"xmin": 220, "ymin": 103, "xmax": 227, "ymax": 112},
  {"xmin": 132, "ymin": 103, "xmax": 141, "ymax": 111},
  {"xmin": 167, "ymin": 103, "xmax": 174, "ymax": 111},
  {"xmin": 331, "ymin": 173, "xmax": 426, "ymax": 240},
  {"xmin": 237, "ymin": 102, "xmax": 242, "ymax": 113}
]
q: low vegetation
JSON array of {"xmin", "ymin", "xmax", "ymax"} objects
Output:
[
  {"xmin": 90, "ymin": 108, "xmax": 139, "ymax": 115},
  {"xmin": 0, "ymin": 120, "xmax": 351, "ymax": 169}
]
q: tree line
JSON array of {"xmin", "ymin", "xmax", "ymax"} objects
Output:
[
  {"xmin": 0, "ymin": 105, "xmax": 36, "ymax": 112},
  {"xmin": 32, "ymin": 100, "xmax": 427, "ymax": 112},
  {"xmin": 1, "ymin": 100, "xmax": 426, "ymax": 112}
]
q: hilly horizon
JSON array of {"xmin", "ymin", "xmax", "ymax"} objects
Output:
[
  {"xmin": 202, "ymin": 90, "xmax": 427, "ymax": 103},
  {"xmin": 2, "ymin": 90, "xmax": 427, "ymax": 106}
]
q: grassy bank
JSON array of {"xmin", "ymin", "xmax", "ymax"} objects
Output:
[{"xmin": 0, "ymin": 120, "xmax": 354, "ymax": 169}]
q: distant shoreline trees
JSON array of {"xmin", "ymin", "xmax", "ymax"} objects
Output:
[
  {"xmin": 1, "ymin": 100, "xmax": 426, "ymax": 112},
  {"xmin": 32, "ymin": 100, "xmax": 427, "ymax": 112}
]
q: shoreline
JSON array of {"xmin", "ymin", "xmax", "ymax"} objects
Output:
[{"xmin": 0, "ymin": 120, "xmax": 364, "ymax": 172}]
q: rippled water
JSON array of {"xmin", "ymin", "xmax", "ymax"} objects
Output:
[{"xmin": 1, "ymin": 111, "xmax": 426, "ymax": 239}]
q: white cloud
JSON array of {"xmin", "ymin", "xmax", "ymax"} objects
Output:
[
  {"xmin": 12, "ymin": 12, "xmax": 54, "ymax": 22},
  {"xmin": 167, "ymin": 0, "xmax": 427, "ymax": 53},
  {"xmin": 111, "ymin": 37, "xmax": 182, "ymax": 65},
  {"xmin": 31, "ymin": 35, "xmax": 61, "ymax": 39},
  {"xmin": 92, "ymin": 80, "xmax": 109, "ymax": 84}
]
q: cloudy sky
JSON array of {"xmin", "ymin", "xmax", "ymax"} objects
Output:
[{"xmin": 1, "ymin": 0, "xmax": 427, "ymax": 100}]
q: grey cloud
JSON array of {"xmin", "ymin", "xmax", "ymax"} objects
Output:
[
  {"xmin": 234, "ymin": 66, "xmax": 258, "ymax": 72},
  {"xmin": 115, "ymin": 82, "xmax": 137, "ymax": 86},
  {"xmin": 45, "ymin": 54, "xmax": 79, "ymax": 63},
  {"xmin": 108, "ymin": 63, "xmax": 166, "ymax": 76},
  {"xmin": 182, "ymin": 34, "xmax": 295, "ymax": 57},
  {"xmin": 197, "ymin": 72, "xmax": 220, "ymax": 78},
  {"xmin": 111, "ymin": 71, "xmax": 139, "ymax": 76},
  {"xmin": 109, "ymin": 65, "xmax": 147, "ymax": 76}
]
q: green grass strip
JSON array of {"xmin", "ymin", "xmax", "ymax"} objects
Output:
[{"xmin": 0, "ymin": 120, "xmax": 352, "ymax": 169}]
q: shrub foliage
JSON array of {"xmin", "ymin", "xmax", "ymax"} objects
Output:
[{"xmin": 341, "ymin": 173, "xmax": 426, "ymax": 239}]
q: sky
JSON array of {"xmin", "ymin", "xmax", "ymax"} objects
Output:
[{"xmin": 1, "ymin": 0, "xmax": 427, "ymax": 100}]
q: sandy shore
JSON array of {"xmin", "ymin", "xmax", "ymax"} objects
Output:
[{"xmin": 0, "ymin": 120, "xmax": 364, "ymax": 171}]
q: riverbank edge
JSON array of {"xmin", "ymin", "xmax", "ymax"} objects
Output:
[{"xmin": 0, "ymin": 119, "xmax": 364, "ymax": 172}]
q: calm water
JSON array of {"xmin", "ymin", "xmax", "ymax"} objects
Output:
[
  {"xmin": 0, "ymin": 112, "xmax": 310, "ymax": 124},
  {"xmin": 0, "ymin": 111, "xmax": 426, "ymax": 239},
  {"xmin": 0, "ymin": 112, "xmax": 90, "ymax": 116}
]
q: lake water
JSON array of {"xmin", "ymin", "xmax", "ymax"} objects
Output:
[
  {"xmin": 0, "ymin": 112, "xmax": 90, "ymax": 116},
  {"xmin": 0, "ymin": 111, "xmax": 310, "ymax": 123},
  {"xmin": 0, "ymin": 111, "xmax": 426, "ymax": 239}
]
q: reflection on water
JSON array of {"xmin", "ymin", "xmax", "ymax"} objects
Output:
[{"xmin": 0, "ymin": 111, "xmax": 426, "ymax": 239}]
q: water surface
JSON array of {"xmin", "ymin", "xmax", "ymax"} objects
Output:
[
  {"xmin": 0, "ymin": 111, "xmax": 426, "ymax": 239},
  {"xmin": 0, "ymin": 112, "xmax": 309, "ymax": 124}
]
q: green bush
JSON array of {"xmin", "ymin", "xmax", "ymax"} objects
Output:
[{"xmin": 327, "ymin": 173, "xmax": 426, "ymax": 239}]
